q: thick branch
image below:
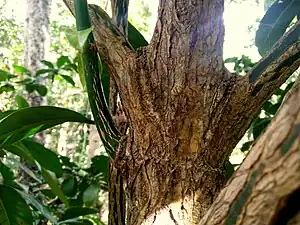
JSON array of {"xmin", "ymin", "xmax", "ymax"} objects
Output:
[
  {"xmin": 247, "ymin": 20, "xmax": 300, "ymax": 94},
  {"xmin": 199, "ymin": 82, "xmax": 300, "ymax": 225},
  {"xmin": 63, "ymin": 0, "xmax": 135, "ymax": 88}
]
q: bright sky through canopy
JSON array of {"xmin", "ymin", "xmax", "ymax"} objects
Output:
[{"xmin": 1, "ymin": 0, "xmax": 265, "ymax": 63}]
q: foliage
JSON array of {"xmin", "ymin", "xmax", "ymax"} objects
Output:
[
  {"xmin": 0, "ymin": 59, "xmax": 108, "ymax": 224},
  {"xmin": 255, "ymin": 0, "xmax": 300, "ymax": 56}
]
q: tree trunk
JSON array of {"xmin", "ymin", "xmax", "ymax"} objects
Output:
[
  {"xmin": 63, "ymin": 0, "xmax": 300, "ymax": 224},
  {"xmin": 24, "ymin": 0, "xmax": 51, "ymax": 73},
  {"xmin": 20, "ymin": 0, "xmax": 52, "ymax": 193},
  {"xmin": 24, "ymin": 0, "xmax": 51, "ymax": 108},
  {"xmin": 24, "ymin": 0, "xmax": 51, "ymax": 143}
]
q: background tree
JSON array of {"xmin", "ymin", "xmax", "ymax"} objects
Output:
[{"xmin": 24, "ymin": 0, "xmax": 52, "ymax": 108}]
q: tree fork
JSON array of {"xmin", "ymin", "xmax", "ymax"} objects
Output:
[{"xmin": 63, "ymin": 0, "xmax": 300, "ymax": 224}]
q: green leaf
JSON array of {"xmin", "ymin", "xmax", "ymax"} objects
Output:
[
  {"xmin": 100, "ymin": 64, "xmax": 110, "ymax": 103},
  {"xmin": 262, "ymin": 101, "xmax": 280, "ymax": 115},
  {"xmin": 86, "ymin": 155, "xmax": 109, "ymax": 188},
  {"xmin": 15, "ymin": 78, "xmax": 33, "ymax": 85},
  {"xmin": 40, "ymin": 189, "xmax": 56, "ymax": 199},
  {"xmin": 252, "ymin": 117, "xmax": 271, "ymax": 139},
  {"xmin": 41, "ymin": 168, "xmax": 69, "ymax": 206},
  {"xmin": 0, "ymin": 150, "xmax": 5, "ymax": 157},
  {"xmin": 224, "ymin": 160, "xmax": 235, "ymax": 180},
  {"xmin": 4, "ymin": 142, "xmax": 33, "ymax": 162},
  {"xmin": 58, "ymin": 218, "xmax": 93, "ymax": 225},
  {"xmin": 21, "ymin": 139, "xmax": 63, "ymax": 176},
  {"xmin": 0, "ymin": 110, "xmax": 15, "ymax": 121},
  {"xmin": 59, "ymin": 75, "xmax": 75, "ymax": 86},
  {"xmin": 41, "ymin": 60, "xmax": 55, "ymax": 69},
  {"xmin": 65, "ymin": 29, "xmax": 80, "ymax": 50},
  {"xmin": 77, "ymin": 53, "xmax": 86, "ymax": 89},
  {"xmin": 0, "ymin": 83, "xmax": 15, "ymax": 94},
  {"xmin": 60, "ymin": 207, "xmax": 98, "ymax": 220},
  {"xmin": 224, "ymin": 57, "xmax": 238, "ymax": 64},
  {"xmin": 241, "ymin": 140, "xmax": 254, "ymax": 152},
  {"xmin": 0, "ymin": 106, "xmax": 94, "ymax": 148},
  {"xmin": 128, "ymin": 22, "xmax": 148, "ymax": 50},
  {"xmin": 36, "ymin": 68, "xmax": 57, "ymax": 77},
  {"xmin": 34, "ymin": 84, "xmax": 48, "ymax": 96},
  {"xmin": 0, "ymin": 161, "xmax": 14, "ymax": 185},
  {"xmin": 62, "ymin": 176, "xmax": 78, "ymax": 197},
  {"xmin": 0, "ymin": 184, "xmax": 33, "ymax": 225},
  {"xmin": 57, "ymin": 56, "xmax": 70, "ymax": 68},
  {"xmin": 78, "ymin": 27, "xmax": 93, "ymax": 52},
  {"xmin": 15, "ymin": 95, "xmax": 29, "ymax": 109},
  {"xmin": 255, "ymin": 0, "xmax": 300, "ymax": 55},
  {"xmin": 0, "ymin": 70, "xmax": 17, "ymax": 81},
  {"xmin": 17, "ymin": 190, "xmax": 58, "ymax": 224},
  {"xmin": 69, "ymin": 196, "xmax": 84, "ymax": 208},
  {"xmin": 83, "ymin": 184, "xmax": 99, "ymax": 207},
  {"xmin": 13, "ymin": 64, "xmax": 30, "ymax": 74},
  {"xmin": 0, "ymin": 70, "xmax": 9, "ymax": 81},
  {"xmin": 25, "ymin": 83, "xmax": 48, "ymax": 96},
  {"xmin": 60, "ymin": 156, "xmax": 79, "ymax": 170}
]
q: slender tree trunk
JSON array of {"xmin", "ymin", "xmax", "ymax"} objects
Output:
[
  {"xmin": 24, "ymin": 0, "xmax": 51, "ymax": 107},
  {"xmin": 24, "ymin": 0, "xmax": 51, "ymax": 143},
  {"xmin": 63, "ymin": 0, "xmax": 300, "ymax": 224},
  {"xmin": 20, "ymin": 0, "xmax": 52, "ymax": 194},
  {"xmin": 24, "ymin": 0, "xmax": 51, "ymax": 72}
]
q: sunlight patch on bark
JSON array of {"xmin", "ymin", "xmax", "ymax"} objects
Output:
[{"xmin": 142, "ymin": 198, "xmax": 195, "ymax": 225}]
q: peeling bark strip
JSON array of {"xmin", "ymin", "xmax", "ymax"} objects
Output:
[
  {"xmin": 63, "ymin": 0, "xmax": 300, "ymax": 224},
  {"xmin": 199, "ymin": 84, "xmax": 300, "ymax": 225}
]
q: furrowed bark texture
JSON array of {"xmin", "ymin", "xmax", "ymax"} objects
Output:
[
  {"xmin": 198, "ymin": 82, "xmax": 300, "ymax": 225},
  {"xmin": 63, "ymin": 0, "xmax": 300, "ymax": 224}
]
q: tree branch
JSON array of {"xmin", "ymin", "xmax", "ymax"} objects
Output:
[
  {"xmin": 247, "ymin": 20, "xmax": 300, "ymax": 95},
  {"xmin": 199, "ymin": 82, "xmax": 300, "ymax": 225},
  {"xmin": 63, "ymin": 0, "xmax": 135, "ymax": 87}
]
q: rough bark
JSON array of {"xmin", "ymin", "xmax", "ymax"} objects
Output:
[
  {"xmin": 198, "ymin": 79, "xmax": 300, "ymax": 225},
  {"xmin": 63, "ymin": 0, "xmax": 300, "ymax": 224}
]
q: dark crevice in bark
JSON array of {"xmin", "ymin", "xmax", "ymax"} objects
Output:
[
  {"xmin": 108, "ymin": 162, "xmax": 126, "ymax": 225},
  {"xmin": 169, "ymin": 209, "xmax": 180, "ymax": 225},
  {"xmin": 272, "ymin": 187, "xmax": 300, "ymax": 225}
]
